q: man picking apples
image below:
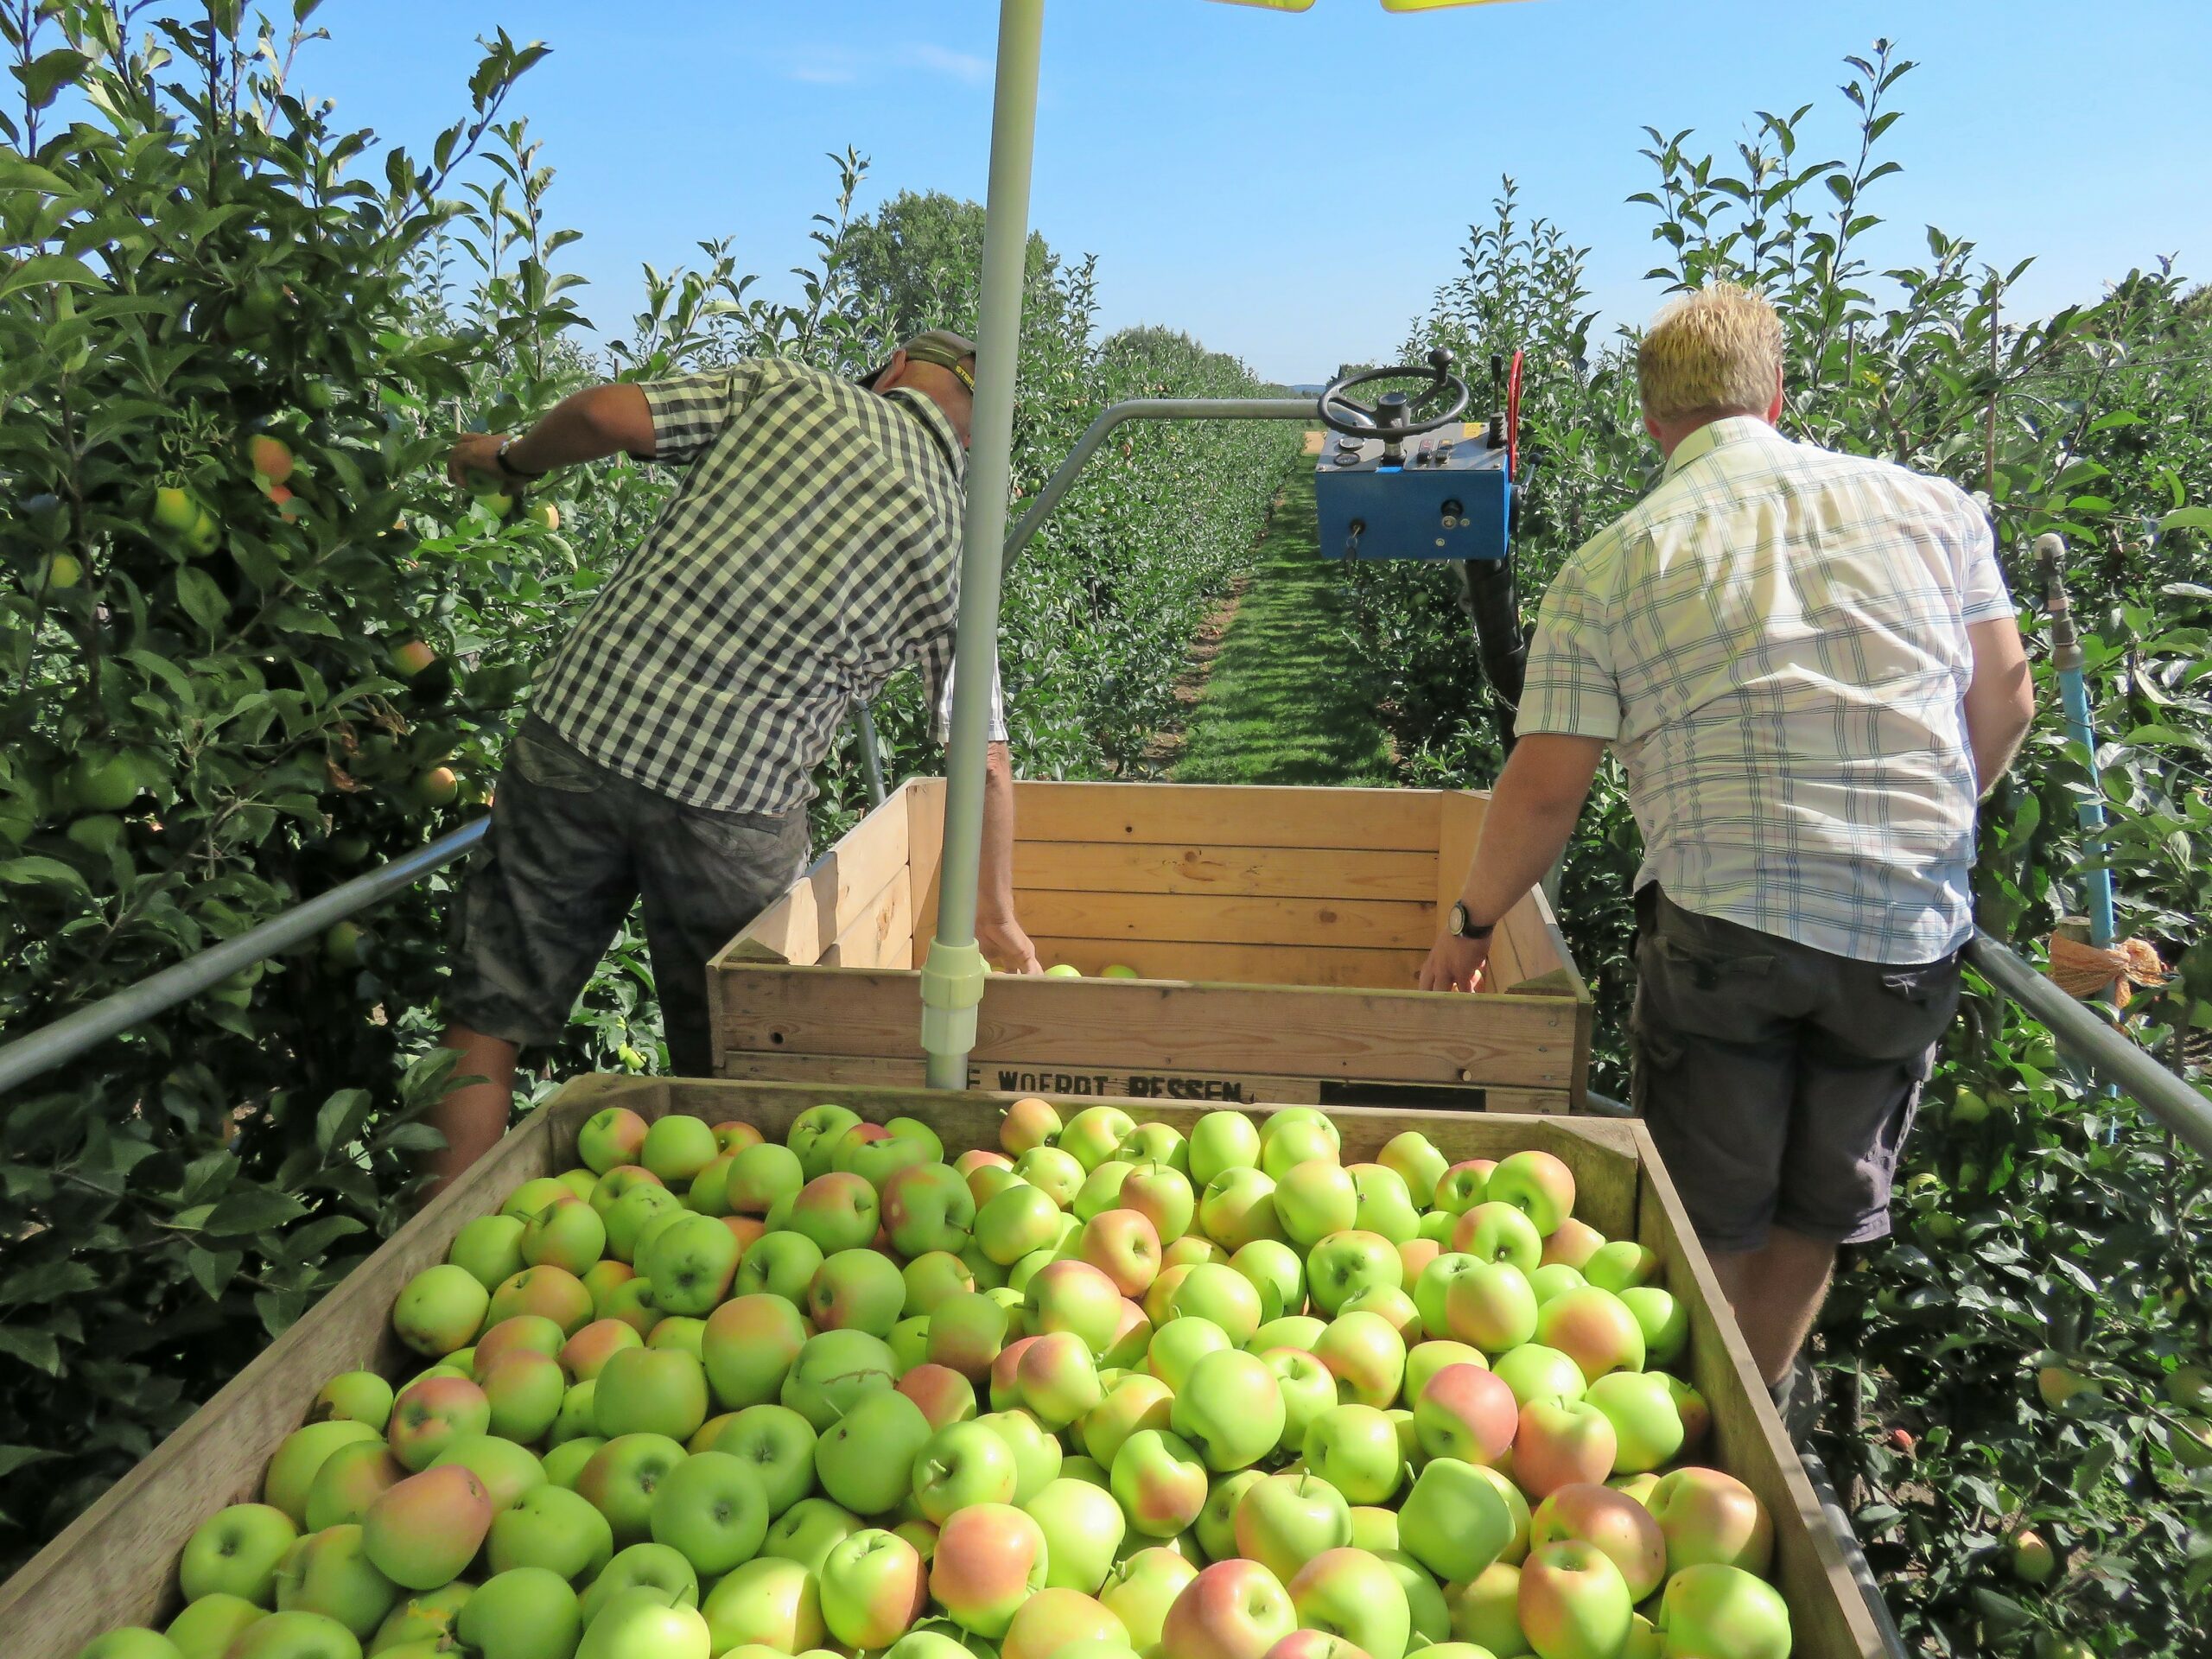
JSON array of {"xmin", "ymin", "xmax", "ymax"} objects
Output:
[
  {"xmin": 430, "ymin": 332, "xmax": 1043, "ymax": 1186},
  {"xmin": 1421, "ymin": 284, "xmax": 2035, "ymax": 1427}
]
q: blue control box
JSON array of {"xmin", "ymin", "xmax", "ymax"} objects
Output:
[{"xmin": 1313, "ymin": 423, "xmax": 1510, "ymax": 561}]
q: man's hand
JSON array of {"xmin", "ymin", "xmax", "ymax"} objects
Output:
[
  {"xmin": 1420, "ymin": 931, "xmax": 1491, "ymax": 993},
  {"xmin": 448, "ymin": 432, "xmax": 511, "ymax": 489},
  {"xmin": 979, "ymin": 912, "xmax": 1043, "ymax": 975}
]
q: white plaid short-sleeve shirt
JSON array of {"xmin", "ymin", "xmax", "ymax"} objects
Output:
[
  {"xmin": 1516, "ymin": 416, "xmax": 2012, "ymax": 964},
  {"xmin": 531, "ymin": 359, "xmax": 1004, "ymax": 816}
]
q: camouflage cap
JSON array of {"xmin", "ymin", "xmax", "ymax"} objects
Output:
[{"xmin": 861, "ymin": 327, "xmax": 977, "ymax": 393}]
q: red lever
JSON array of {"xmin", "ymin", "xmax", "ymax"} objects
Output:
[{"xmin": 1507, "ymin": 349, "xmax": 1523, "ymax": 480}]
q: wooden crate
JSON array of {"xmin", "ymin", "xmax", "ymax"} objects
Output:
[
  {"xmin": 0, "ymin": 1076, "xmax": 1881, "ymax": 1659},
  {"xmin": 711, "ymin": 779, "xmax": 1592, "ymax": 1112}
]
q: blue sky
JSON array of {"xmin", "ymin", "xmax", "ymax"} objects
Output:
[{"xmin": 293, "ymin": 0, "xmax": 2212, "ymax": 385}]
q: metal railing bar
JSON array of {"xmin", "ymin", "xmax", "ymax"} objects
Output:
[{"xmin": 0, "ymin": 818, "xmax": 488, "ymax": 1097}]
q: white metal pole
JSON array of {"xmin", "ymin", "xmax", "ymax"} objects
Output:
[{"xmin": 919, "ymin": 0, "xmax": 1045, "ymax": 1090}]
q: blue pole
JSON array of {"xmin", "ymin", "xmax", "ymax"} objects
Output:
[{"xmin": 2036, "ymin": 534, "xmax": 2116, "ymax": 949}]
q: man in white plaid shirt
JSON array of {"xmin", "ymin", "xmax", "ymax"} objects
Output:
[
  {"xmin": 428, "ymin": 331, "xmax": 1042, "ymax": 1185},
  {"xmin": 1423, "ymin": 286, "xmax": 2036, "ymax": 1422}
]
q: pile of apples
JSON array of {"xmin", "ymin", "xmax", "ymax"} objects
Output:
[{"xmin": 77, "ymin": 1102, "xmax": 1794, "ymax": 1659}]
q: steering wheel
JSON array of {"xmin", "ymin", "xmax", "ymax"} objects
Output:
[{"xmin": 1317, "ymin": 348, "xmax": 1471, "ymax": 444}]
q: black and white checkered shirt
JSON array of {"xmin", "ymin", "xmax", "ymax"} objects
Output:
[{"xmin": 531, "ymin": 359, "xmax": 1005, "ymax": 815}]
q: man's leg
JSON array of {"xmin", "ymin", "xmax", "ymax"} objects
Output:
[
  {"xmin": 427, "ymin": 1023, "xmax": 521, "ymax": 1192},
  {"xmin": 433, "ymin": 719, "xmax": 641, "ymax": 1192},
  {"xmin": 636, "ymin": 797, "xmax": 810, "ymax": 1077},
  {"xmin": 1706, "ymin": 1225, "xmax": 1837, "ymax": 1388}
]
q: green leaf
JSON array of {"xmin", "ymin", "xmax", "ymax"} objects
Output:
[
  {"xmin": 0, "ymin": 1446, "xmax": 59, "ymax": 1478},
  {"xmin": 2161, "ymin": 507, "xmax": 2212, "ymax": 534},
  {"xmin": 201, "ymin": 1188, "xmax": 308, "ymax": 1236},
  {"xmin": 315, "ymin": 1089, "xmax": 373, "ymax": 1155},
  {"xmin": 176, "ymin": 567, "xmax": 230, "ymax": 639},
  {"xmin": 0, "ymin": 855, "xmax": 88, "ymax": 893},
  {"xmin": 186, "ymin": 1248, "xmax": 243, "ymax": 1300},
  {"xmin": 0, "ymin": 1326, "xmax": 62, "ymax": 1375},
  {"xmin": 12, "ymin": 47, "xmax": 91, "ymax": 110},
  {"xmin": 0, "ymin": 250, "xmax": 100, "ymax": 301},
  {"xmin": 0, "ymin": 1260, "xmax": 99, "ymax": 1306}
]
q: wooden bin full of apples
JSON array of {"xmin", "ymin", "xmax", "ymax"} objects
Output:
[{"xmin": 0, "ymin": 1077, "xmax": 1880, "ymax": 1659}]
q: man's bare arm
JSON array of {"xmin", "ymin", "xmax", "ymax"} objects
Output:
[
  {"xmin": 448, "ymin": 384, "xmax": 656, "ymax": 486},
  {"xmin": 1964, "ymin": 614, "xmax": 2036, "ymax": 793},
  {"xmin": 977, "ymin": 741, "xmax": 1042, "ymax": 974}
]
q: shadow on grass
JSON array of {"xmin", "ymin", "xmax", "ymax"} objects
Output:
[{"xmin": 1173, "ymin": 466, "xmax": 1395, "ymax": 787}]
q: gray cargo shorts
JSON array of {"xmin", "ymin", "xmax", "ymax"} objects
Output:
[
  {"xmin": 445, "ymin": 715, "xmax": 807, "ymax": 1077},
  {"xmin": 1630, "ymin": 885, "xmax": 1962, "ymax": 1255}
]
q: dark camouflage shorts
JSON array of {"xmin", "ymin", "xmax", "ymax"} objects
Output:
[
  {"xmin": 1630, "ymin": 885, "xmax": 1962, "ymax": 1254},
  {"xmin": 445, "ymin": 715, "xmax": 808, "ymax": 1076}
]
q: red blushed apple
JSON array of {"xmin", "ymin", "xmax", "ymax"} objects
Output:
[
  {"xmin": 474, "ymin": 1314, "xmax": 567, "ymax": 1375},
  {"xmin": 1001, "ymin": 1586, "xmax": 1128, "ymax": 1659},
  {"xmin": 991, "ymin": 1336, "xmax": 1041, "ymax": 1413},
  {"xmin": 1431, "ymin": 1160, "xmax": 1496, "ymax": 1217},
  {"xmin": 488, "ymin": 1265, "xmax": 594, "ymax": 1334},
  {"xmin": 1412, "ymin": 1363, "xmax": 1518, "ymax": 1466},
  {"xmin": 1484, "ymin": 1150, "xmax": 1578, "ymax": 1238},
  {"xmin": 1265, "ymin": 1631, "xmax": 1372, "ymax": 1659},
  {"xmin": 1028, "ymin": 1260, "xmax": 1125, "ymax": 1354},
  {"xmin": 1516, "ymin": 1540, "xmax": 1632, "ymax": 1659},
  {"xmin": 930, "ymin": 1503, "xmax": 1051, "ymax": 1638},
  {"xmin": 929, "ymin": 1291, "xmax": 1012, "ymax": 1383},
  {"xmin": 1529, "ymin": 1483, "xmax": 1666, "ymax": 1602},
  {"xmin": 1018, "ymin": 1330, "xmax": 1105, "ymax": 1428},
  {"xmin": 1513, "ymin": 1399, "xmax": 1618, "ymax": 1501},
  {"xmin": 387, "ymin": 1375, "xmax": 492, "ymax": 1471},
  {"xmin": 1160, "ymin": 1559, "xmax": 1297, "ymax": 1659},
  {"xmin": 562, "ymin": 1318, "xmax": 645, "ymax": 1382},
  {"xmin": 1001, "ymin": 1097, "xmax": 1063, "ymax": 1157},
  {"xmin": 1532, "ymin": 1287, "xmax": 1645, "ymax": 1382},
  {"xmin": 362, "ymin": 1464, "xmax": 493, "ymax": 1590},
  {"xmin": 1646, "ymin": 1466, "xmax": 1774, "ymax": 1577},
  {"xmin": 1398, "ymin": 1237, "xmax": 1441, "ymax": 1287},
  {"xmin": 1105, "ymin": 1298, "xmax": 1154, "ymax": 1370},
  {"xmin": 898, "ymin": 1363, "xmax": 979, "ymax": 1430},
  {"xmin": 1080, "ymin": 1208, "xmax": 1162, "ymax": 1297},
  {"xmin": 819, "ymin": 1526, "xmax": 929, "ymax": 1650},
  {"xmin": 1539, "ymin": 1217, "xmax": 1606, "ymax": 1271}
]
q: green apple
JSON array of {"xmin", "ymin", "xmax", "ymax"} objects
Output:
[
  {"xmin": 1351, "ymin": 1165, "xmax": 1421, "ymax": 1243},
  {"xmin": 218, "ymin": 1611, "xmax": 363, "ymax": 1659},
  {"xmin": 1273, "ymin": 1160, "xmax": 1359, "ymax": 1249},
  {"xmin": 575, "ymin": 1586, "xmax": 712, "ymax": 1659},
  {"xmin": 929, "ymin": 1502, "xmax": 1051, "ymax": 1639},
  {"xmin": 1654, "ymin": 1562, "xmax": 1790, "ymax": 1659},
  {"xmin": 162, "ymin": 1594, "xmax": 265, "ymax": 1659},
  {"xmin": 1452, "ymin": 1204, "xmax": 1543, "ymax": 1273},
  {"xmin": 1123, "ymin": 1163, "xmax": 1198, "ymax": 1245},
  {"xmin": 1198, "ymin": 1167, "xmax": 1283, "ymax": 1253},
  {"xmin": 1311, "ymin": 1308, "xmax": 1406, "ymax": 1408},
  {"xmin": 1306, "ymin": 1230, "xmax": 1403, "ymax": 1317},
  {"xmin": 594, "ymin": 1347, "xmax": 709, "ymax": 1443},
  {"xmin": 181, "ymin": 1503, "xmax": 300, "ymax": 1605},
  {"xmin": 1171, "ymin": 1349, "xmax": 1286, "ymax": 1471},
  {"xmin": 454, "ymin": 1567, "xmax": 582, "ymax": 1659},
  {"xmin": 1250, "ymin": 1314, "xmax": 1326, "ymax": 1353},
  {"xmin": 976, "ymin": 1183, "xmax": 1063, "ymax": 1266},
  {"xmin": 1024, "ymin": 1475, "xmax": 1128, "ymax": 1592},
  {"xmin": 1483, "ymin": 1150, "xmax": 1577, "ymax": 1237},
  {"xmin": 1647, "ymin": 1466, "xmax": 1774, "ymax": 1577},
  {"xmin": 577, "ymin": 1106, "xmax": 650, "ymax": 1174},
  {"xmin": 1286, "ymin": 1547, "xmax": 1410, "ymax": 1659},
  {"xmin": 1160, "ymin": 1557, "xmax": 1294, "ymax": 1659},
  {"xmin": 782, "ymin": 1328, "xmax": 897, "ymax": 1431},
  {"xmin": 649, "ymin": 1450, "xmax": 769, "ymax": 1576},
  {"xmin": 1618, "ymin": 1286, "xmax": 1689, "ymax": 1369},
  {"xmin": 702, "ymin": 1404, "xmax": 817, "ymax": 1516},
  {"xmin": 1491, "ymin": 1343, "xmax": 1586, "ymax": 1409},
  {"xmin": 701, "ymin": 1554, "xmax": 827, "ymax": 1655},
  {"xmin": 1148, "ymin": 1316, "xmax": 1234, "ymax": 1393},
  {"xmin": 1396, "ymin": 1457, "xmax": 1515, "ymax": 1583},
  {"xmin": 1110, "ymin": 1428, "xmax": 1209, "ymax": 1539},
  {"xmin": 1100, "ymin": 1547, "xmax": 1199, "ymax": 1655},
  {"xmin": 272, "ymin": 1524, "xmax": 399, "ymax": 1640},
  {"xmin": 490, "ymin": 1481, "xmax": 614, "ymax": 1582},
  {"xmin": 575, "ymin": 1433, "xmax": 689, "ymax": 1548},
  {"xmin": 74, "ymin": 1628, "xmax": 185, "ymax": 1659},
  {"xmin": 1377, "ymin": 1134, "xmax": 1449, "ymax": 1206},
  {"xmin": 1584, "ymin": 1371, "xmax": 1686, "ymax": 1474},
  {"xmin": 578, "ymin": 1541, "xmax": 698, "ymax": 1625},
  {"xmin": 758, "ymin": 1494, "xmax": 863, "ymax": 1578},
  {"xmin": 1259, "ymin": 1345, "xmax": 1337, "ymax": 1455},
  {"xmin": 1233, "ymin": 1471, "xmax": 1352, "ymax": 1586},
  {"xmin": 1080, "ymin": 1371, "xmax": 1176, "ymax": 1468},
  {"xmin": 817, "ymin": 1389, "xmax": 934, "ymax": 1516},
  {"xmin": 637, "ymin": 1213, "xmax": 739, "ymax": 1318},
  {"xmin": 912, "ymin": 1421, "xmax": 1020, "ymax": 1522},
  {"xmin": 1528, "ymin": 1263, "xmax": 1587, "ymax": 1306},
  {"xmin": 1195, "ymin": 1468, "xmax": 1266, "ymax": 1565},
  {"xmin": 265, "ymin": 1422, "xmax": 383, "ymax": 1524},
  {"xmin": 1188, "ymin": 1111, "xmax": 1263, "ymax": 1188},
  {"xmin": 979, "ymin": 1407, "xmax": 1065, "ymax": 1503},
  {"xmin": 1301, "ymin": 1405, "xmax": 1402, "ymax": 1505}
]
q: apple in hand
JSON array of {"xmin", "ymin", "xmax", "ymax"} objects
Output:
[
  {"xmin": 1160, "ymin": 1559, "xmax": 1295, "ymax": 1659},
  {"xmin": 1234, "ymin": 1471, "xmax": 1353, "ymax": 1586},
  {"xmin": 1287, "ymin": 1548, "xmax": 1411, "ymax": 1659}
]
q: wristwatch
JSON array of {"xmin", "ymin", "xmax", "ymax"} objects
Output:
[
  {"xmin": 1447, "ymin": 902, "xmax": 1495, "ymax": 941},
  {"xmin": 495, "ymin": 437, "xmax": 544, "ymax": 480}
]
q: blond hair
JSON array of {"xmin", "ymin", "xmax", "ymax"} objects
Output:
[{"xmin": 1637, "ymin": 283, "xmax": 1783, "ymax": 423}]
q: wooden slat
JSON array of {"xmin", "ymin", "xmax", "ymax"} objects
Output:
[
  {"xmin": 1016, "ymin": 891, "xmax": 1433, "ymax": 951},
  {"xmin": 1633, "ymin": 1124, "xmax": 1884, "ymax": 1659},
  {"xmin": 906, "ymin": 777, "xmax": 945, "ymax": 963},
  {"xmin": 1433, "ymin": 791, "xmax": 1485, "ymax": 912},
  {"xmin": 1026, "ymin": 938, "xmax": 1423, "ymax": 990},
  {"xmin": 726, "ymin": 779, "xmax": 920, "ymax": 968},
  {"xmin": 831, "ymin": 867, "xmax": 913, "ymax": 971},
  {"xmin": 718, "ymin": 1052, "xmax": 1329, "ymax": 1109},
  {"xmin": 1012, "ymin": 782, "xmax": 1442, "ymax": 853},
  {"xmin": 716, "ymin": 967, "xmax": 1582, "ymax": 1090},
  {"xmin": 1015, "ymin": 842, "xmax": 1437, "ymax": 902}
]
